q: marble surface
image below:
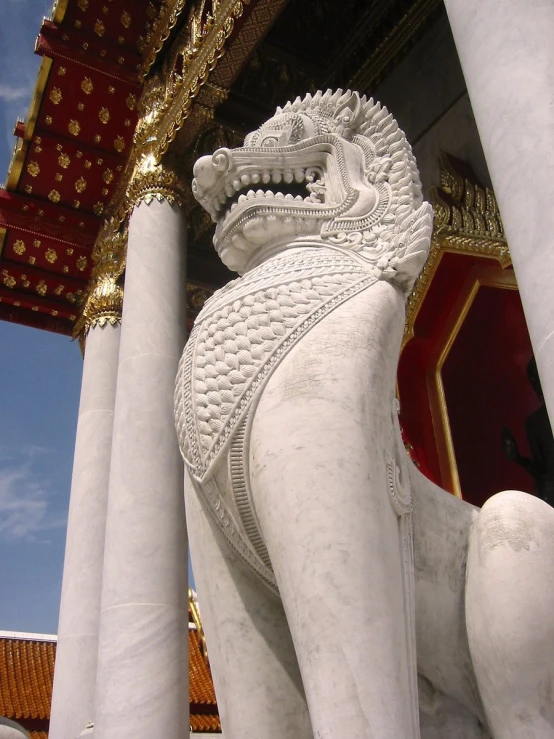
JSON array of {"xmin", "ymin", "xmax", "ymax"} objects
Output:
[
  {"xmin": 444, "ymin": 0, "xmax": 554, "ymax": 432},
  {"xmin": 0, "ymin": 720, "xmax": 28, "ymax": 739},
  {"xmin": 93, "ymin": 198, "xmax": 188, "ymax": 739},
  {"xmin": 49, "ymin": 322, "xmax": 121, "ymax": 739}
]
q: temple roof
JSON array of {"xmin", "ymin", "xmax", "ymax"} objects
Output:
[
  {"xmin": 0, "ymin": 593, "xmax": 221, "ymax": 734},
  {"xmin": 1, "ymin": 0, "xmax": 441, "ymax": 336}
]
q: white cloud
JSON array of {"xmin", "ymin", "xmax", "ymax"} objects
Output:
[
  {"xmin": 0, "ymin": 84, "xmax": 31, "ymax": 103},
  {"xmin": 0, "ymin": 447, "xmax": 66, "ymax": 541}
]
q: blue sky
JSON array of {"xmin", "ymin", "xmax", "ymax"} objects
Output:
[{"xmin": 0, "ymin": 1, "xmax": 193, "ymax": 634}]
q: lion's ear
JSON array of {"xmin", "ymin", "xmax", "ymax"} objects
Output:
[{"xmin": 334, "ymin": 91, "xmax": 363, "ymax": 140}]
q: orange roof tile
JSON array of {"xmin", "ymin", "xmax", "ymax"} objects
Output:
[
  {"xmin": 190, "ymin": 714, "xmax": 221, "ymax": 733},
  {"xmin": 0, "ymin": 639, "xmax": 54, "ymax": 720}
]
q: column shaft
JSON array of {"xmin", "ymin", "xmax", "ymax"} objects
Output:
[
  {"xmin": 49, "ymin": 322, "xmax": 121, "ymax": 739},
  {"xmin": 443, "ymin": 0, "xmax": 554, "ymax": 419},
  {"xmin": 94, "ymin": 197, "xmax": 188, "ymax": 739}
]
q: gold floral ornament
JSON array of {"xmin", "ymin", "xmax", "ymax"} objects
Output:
[
  {"xmin": 120, "ymin": 10, "xmax": 131, "ymax": 28},
  {"xmin": 68, "ymin": 119, "xmax": 81, "ymax": 136},
  {"xmin": 93, "ymin": 202, "xmax": 105, "ymax": 216},
  {"xmin": 77, "ymin": 102, "xmax": 85, "ymax": 112},
  {"xmin": 54, "ymin": 285, "xmax": 64, "ymax": 295},
  {"xmin": 99, "ymin": 107, "xmax": 110, "ymax": 124},
  {"xmin": 125, "ymin": 93, "xmax": 136, "ymax": 110},
  {"xmin": 45, "ymin": 248, "xmax": 57, "ymax": 263},
  {"xmin": 27, "ymin": 161, "xmax": 40, "ymax": 177},
  {"xmin": 24, "ymin": 185, "xmax": 32, "ymax": 194},
  {"xmin": 21, "ymin": 275, "xmax": 30, "ymax": 288},
  {"xmin": 114, "ymin": 136, "xmax": 125, "ymax": 153},
  {"xmin": 33, "ymin": 240, "xmax": 41, "ymax": 248},
  {"xmin": 45, "ymin": 116, "xmax": 53, "ymax": 125},
  {"xmin": 73, "ymin": 200, "xmax": 80, "ymax": 209},
  {"xmin": 77, "ymin": 0, "xmax": 89, "ymax": 10},
  {"xmin": 55, "ymin": 173, "xmax": 63, "ymax": 182},
  {"xmin": 103, "ymin": 168, "xmax": 114, "ymax": 184},
  {"xmin": 2, "ymin": 271, "xmax": 16, "ymax": 288},
  {"xmin": 84, "ymin": 160, "xmax": 92, "ymax": 169},
  {"xmin": 49, "ymin": 86, "xmax": 63, "ymax": 105},
  {"xmin": 75, "ymin": 177, "xmax": 87, "ymax": 193},
  {"xmin": 94, "ymin": 134, "xmax": 101, "ymax": 143},
  {"xmin": 81, "ymin": 77, "xmax": 93, "ymax": 94},
  {"xmin": 13, "ymin": 240, "xmax": 26, "ymax": 255},
  {"xmin": 57, "ymin": 66, "xmax": 66, "ymax": 76},
  {"xmin": 48, "ymin": 190, "xmax": 61, "ymax": 203},
  {"xmin": 58, "ymin": 153, "xmax": 70, "ymax": 168},
  {"xmin": 28, "ymin": 257, "xmax": 35, "ymax": 265},
  {"xmin": 95, "ymin": 20, "xmax": 105, "ymax": 37},
  {"xmin": 36, "ymin": 280, "xmax": 47, "ymax": 296},
  {"xmin": 76, "ymin": 256, "xmax": 88, "ymax": 271}
]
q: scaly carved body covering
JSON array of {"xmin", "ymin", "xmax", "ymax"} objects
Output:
[
  {"xmin": 175, "ymin": 90, "xmax": 554, "ymax": 739},
  {"xmin": 176, "ymin": 246, "xmax": 380, "ymax": 588}
]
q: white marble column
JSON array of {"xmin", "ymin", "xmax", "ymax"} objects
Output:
[
  {"xmin": 443, "ymin": 0, "xmax": 554, "ymax": 421},
  {"xmin": 49, "ymin": 268, "xmax": 123, "ymax": 739},
  {"xmin": 93, "ymin": 168, "xmax": 189, "ymax": 739}
]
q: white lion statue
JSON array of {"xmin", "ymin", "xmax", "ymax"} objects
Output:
[{"xmin": 175, "ymin": 90, "xmax": 554, "ymax": 738}]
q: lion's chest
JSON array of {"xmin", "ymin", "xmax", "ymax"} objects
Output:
[{"xmin": 175, "ymin": 248, "xmax": 376, "ymax": 483}]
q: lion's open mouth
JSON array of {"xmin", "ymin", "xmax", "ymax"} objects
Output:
[{"xmin": 210, "ymin": 167, "xmax": 326, "ymax": 224}]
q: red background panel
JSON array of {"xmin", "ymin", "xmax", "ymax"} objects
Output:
[{"xmin": 443, "ymin": 286, "xmax": 535, "ymax": 506}]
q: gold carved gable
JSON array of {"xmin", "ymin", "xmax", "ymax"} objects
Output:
[{"xmin": 404, "ymin": 152, "xmax": 510, "ymax": 344}]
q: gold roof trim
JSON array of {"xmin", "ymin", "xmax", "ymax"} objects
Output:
[
  {"xmin": 189, "ymin": 588, "xmax": 208, "ymax": 661},
  {"xmin": 404, "ymin": 152, "xmax": 510, "ymax": 344},
  {"xmin": 109, "ymin": 0, "xmax": 247, "ymax": 225},
  {"xmin": 51, "ymin": 0, "xmax": 70, "ymax": 24},
  {"xmin": 0, "ymin": 228, "xmax": 7, "ymax": 258},
  {"xmin": 139, "ymin": 0, "xmax": 189, "ymax": 81},
  {"xmin": 6, "ymin": 57, "xmax": 53, "ymax": 191}
]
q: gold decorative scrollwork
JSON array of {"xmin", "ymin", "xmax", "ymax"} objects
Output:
[
  {"xmin": 73, "ymin": 221, "xmax": 128, "ymax": 340},
  {"xmin": 404, "ymin": 152, "xmax": 510, "ymax": 345},
  {"xmin": 126, "ymin": 157, "xmax": 186, "ymax": 210}
]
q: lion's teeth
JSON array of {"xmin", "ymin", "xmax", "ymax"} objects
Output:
[
  {"xmin": 238, "ymin": 194, "xmax": 247, "ymax": 204},
  {"xmin": 251, "ymin": 172, "xmax": 261, "ymax": 184},
  {"xmin": 256, "ymin": 190, "xmax": 265, "ymax": 198},
  {"xmin": 225, "ymin": 183, "xmax": 235, "ymax": 197},
  {"xmin": 240, "ymin": 174, "xmax": 251, "ymax": 186},
  {"xmin": 275, "ymin": 192, "xmax": 284, "ymax": 199},
  {"xmin": 230, "ymin": 202, "xmax": 238, "ymax": 212},
  {"xmin": 283, "ymin": 170, "xmax": 294, "ymax": 184},
  {"xmin": 271, "ymin": 171, "xmax": 282, "ymax": 184},
  {"xmin": 294, "ymin": 168, "xmax": 305, "ymax": 183},
  {"xmin": 246, "ymin": 190, "xmax": 256, "ymax": 199},
  {"xmin": 265, "ymin": 190, "xmax": 274, "ymax": 198},
  {"xmin": 295, "ymin": 195, "xmax": 304, "ymax": 201},
  {"xmin": 219, "ymin": 191, "xmax": 227, "ymax": 204},
  {"xmin": 285, "ymin": 193, "xmax": 294, "ymax": 201},
  {"xmin": 232, "ymin": 179, "xmax": 241, "ymax": 191},
  {"xmin": 261, "ymin": 171, "xmax": 271, "ymax": 184}
]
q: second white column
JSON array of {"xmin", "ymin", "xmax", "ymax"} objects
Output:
[{"xmin": 93, "ymin": 171, "xmax": 189, "ymax": 739}]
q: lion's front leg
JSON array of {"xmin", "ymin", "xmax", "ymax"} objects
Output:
[
  {"xmin": 185, "ymin": 470, "xmax": 312, "ymax": 739},
  {"xmin": 248, "ymin": 284, "xmax": 418, "ymax": 739}
]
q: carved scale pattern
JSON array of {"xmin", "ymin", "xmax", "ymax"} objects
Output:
[
  {"xmin": 175, "ymin": 247, "xmax": 379, "ymax": 586},
  {"xmin": 176, "ymin": 247, "xmax": 378, "ymax": 482}
]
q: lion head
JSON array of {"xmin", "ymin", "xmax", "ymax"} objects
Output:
[{"xmin": 192, "ymin": 89, "xmax": 431, "ymax": 292}]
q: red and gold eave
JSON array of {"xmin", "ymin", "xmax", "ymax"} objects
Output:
[{"xmin": 0, "ymin": 0, "xmax": 162, "ymax": 335}]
